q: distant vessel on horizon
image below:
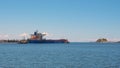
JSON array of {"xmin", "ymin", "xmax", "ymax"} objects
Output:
[{"xmin": 19, "ymin": 31, "xmax": 69, "ymax": 44}]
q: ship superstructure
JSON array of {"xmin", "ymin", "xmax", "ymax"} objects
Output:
[{"xmin": 30, "ymin": 30, "xmax": 46, "ymax": 40}]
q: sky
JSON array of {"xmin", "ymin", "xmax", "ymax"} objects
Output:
[{"xmin": 0, "ymin": 0, "xmax": 120, "ymax": 42}]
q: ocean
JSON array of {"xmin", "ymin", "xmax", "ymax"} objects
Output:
[{"xmin": 0, "ymin": 43, "xmax": 120, "ymax": 68}]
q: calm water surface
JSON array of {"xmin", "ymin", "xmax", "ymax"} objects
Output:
[{"xmin": 0, "ymin": 43, "xmax": 120, "ymax": 68}]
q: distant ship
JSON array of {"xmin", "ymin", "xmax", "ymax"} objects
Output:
[{"xmin": 19, "ymin": 31, "xmax": 69, "ymax": 44}]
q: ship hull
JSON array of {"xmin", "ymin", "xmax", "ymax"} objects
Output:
[{"xmin": 28, "ymin": 39, "xmax": 69, "ymax": 43}]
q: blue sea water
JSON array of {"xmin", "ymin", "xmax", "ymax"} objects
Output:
[{"xmin": 0, "ymin": 43, "xmax": 120, "ymax": 68}]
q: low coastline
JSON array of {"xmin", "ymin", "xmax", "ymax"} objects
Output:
[{"xmin": 0, "ymin": 40, "xmax": 19, "ymax": 43}]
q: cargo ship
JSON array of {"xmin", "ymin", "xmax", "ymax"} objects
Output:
[{"xmin": 19, "ymin": 31, "xmax": 69, "ymax": 44}]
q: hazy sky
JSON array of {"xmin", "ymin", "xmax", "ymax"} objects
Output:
[{"xmin": 0, "ymin": 0, "xmax": 120, "ymax": 42}]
